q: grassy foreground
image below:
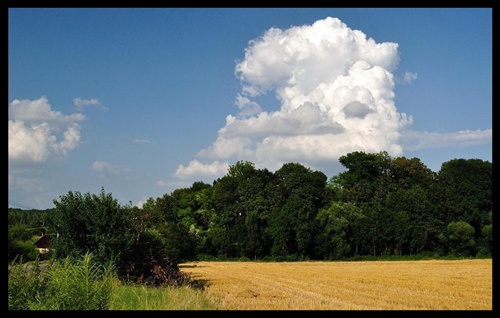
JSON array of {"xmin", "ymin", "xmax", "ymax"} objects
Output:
[
  {"xmin": 179, "ymin": 259, "xmax": 492, "ymax": 310},
  {"xmin": 9, "ymin": 258, "xmax": 491, "ymax": 310},
  {"xmin": 109, "ymin": 282, "xmax": 220, "ymax": 310}
]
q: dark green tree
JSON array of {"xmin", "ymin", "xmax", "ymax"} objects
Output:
[
  {"xmin": 8, "ymin": 223, "xmax": 39, "ymax": 262},
  {"xmin": 210, "ymin": 161, "xmax": 279, "ymax": 259},
  {"xmin": 49, "ymin": 188, "xmax": 133, "ymax": 270},
  {"xmin": 210, "ymin": 166, "xmax": 245, "ymax": 258},
  {"xmin": 239, "ymin": 167, "xmax": 278, "ymax": 259},
  {"xmin": 384, "ymin": 186, "xmax": 436, "ymax": 255},
  {"xmin": 155, "ymin": 193, "xmax": 178, "ymax": 223},
  {"xmin": 333, "ymin": 151, "xmax": 440, "ymax": 256},
  {"xmin": 438, "ymin": 221, "xmax": 476, "ymax": 257},
  {"xmin": 269, "ymin": 162, "xmax": 328, "ymax": 259},
  {"xmin": 315, "ymin": 201, "xmax": 364, "ymax": 259},
  {"xmin": 391, "ymin": 156, "xmax": 436, "ymax": 189},
  {"xmin": 433, "ymin": 158, "xmax": 492, "ymax": 255},
  {"xmin": 8, "ymin": 208, "xmax": 53, "ymax": 228},
  {"xmin": 335, "ymin": 151, "xmax": 393, "ymax": 205},
  {"xmin": 479, "ymin": 212, "xmax": 492, "ymax": 257},
  {"xmin": 165, "ymin": 182, "xmax": 215, "ymax": 257}
]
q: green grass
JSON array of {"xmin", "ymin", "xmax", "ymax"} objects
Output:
[
  {"xmin": 109, "ymin": 281, "xmax": 220, "ymax": 310},
  {"xmin": 9, "ymin": 253, "xmax": 220, "ymax": 310},
  {"xmin": 8, "ymin": 253, "xmax": 115, "ymax": 310}
]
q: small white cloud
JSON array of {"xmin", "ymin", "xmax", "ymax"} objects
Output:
[
  {"xmin": 8, "ymin": 97, "xmax": 84, "ymax": 164},
  {"xmin": 9, "ymin": 96, "xmax": 85, "ymax": 125},
  {"xmin": 92, "ymin": 161, "xmax": 131, "ymax": 177},
  {"xmin": 73, "ymin": 97, "xmax": 101, "ymax": 111},
  {"xmin": 134, "ymin": 138, "xmax": 152, "ymax": 144},
  {"xmin": 403, "ymin": 71, "xmax": 418, "ymax": 84},
  {"xmin": 174, "ymin": 159, "xmax": 229, "ymax": 179}
]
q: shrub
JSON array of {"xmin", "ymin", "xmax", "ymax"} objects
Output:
[{"xmin": 122, "ymin": 228, "xmax": 189, "ymax": 287}]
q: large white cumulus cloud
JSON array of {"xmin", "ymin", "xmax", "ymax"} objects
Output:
[
  {"xmin": 8, "ymin": 96, "xmax": 84, "ymax": 164},
  {"xmin": 175, "ymin": 16, "xmax": 490, "ymax": 180},
  {"xmin": 235, "ymin": 17, "xmax": 400, "ymax": 100},
  {"xmin": 194, "ymin": 17, "xmax": 412, "ymax": 172}
]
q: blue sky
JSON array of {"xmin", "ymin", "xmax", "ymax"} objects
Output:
[{"xmin": 8, "ymin": 8, "xmax": 492, "ymax": 210}]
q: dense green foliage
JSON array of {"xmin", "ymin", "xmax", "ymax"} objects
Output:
[
  {"xmin": 8, "ymin": 223, "xmax": 40, "ymax": 262},
  {"xmin": 49, "ymin": 189, "xmax": 132, "ymax": 270},
  {"xmin": 9, "ymin": 151, "xmax": 492, "ymax": 268}
]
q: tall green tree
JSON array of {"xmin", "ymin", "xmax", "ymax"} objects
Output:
[
  {"xmin": 315, "ymin": 201, "xmax": 364, "ymax": 259},
  {"xmin": 438, "ymin": 221, "xmax": 476, "ymax": 256},
  {"xmin": 167, "ymin": 182, "xmax": 215, "ymax": 256},
  {"xmin": 335, "ymin": 151, "xmax": 393, "ymax": 205},
  {"xmin": 333, "ymin": 151, "xmax": 439, "ymax": 256},
  {"xmin": 239, "ymin": 167, "xmax": 278, "ymax": 259},
  {"xmin": 392, "ymin": 156, "xmax": 436, "ymax": 189},
  {"xmin": 49, "ymin": 188, "xmax": 133, "ymax": 271},
  {"xmin": 210, "ymin": 162, "xmax": 248, "ymax": 257},
  {"xmin": 269, "ymin": 162, "xmax": 328, "ymax": 259},
  {"xmin": 210, "ymin": 161, "xmax": 279, "ymax": 259},
  {"xmin": 479, "ymin": 212, "xmax": 492, "ymax": 256},
  {"xmin": 384, "ymin": 186, "xmax": 436, "ymax": 254},
  {"xmin": 433, "ymin": 158, "xmax": 492, "ymax": 255}
]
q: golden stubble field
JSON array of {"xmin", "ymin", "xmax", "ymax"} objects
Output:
[{"xmin": 179, "ymin": 259, "xmax": 492, "ymax": 310}]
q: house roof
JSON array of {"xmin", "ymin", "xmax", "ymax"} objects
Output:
[{"xmin": 34, "ymin": 234, "xmax": 50, "ymax": 248}]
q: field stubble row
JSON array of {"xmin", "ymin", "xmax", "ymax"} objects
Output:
[{"xmin": 179, "ymin": 259, "xmax": 492, "ymax": 310}]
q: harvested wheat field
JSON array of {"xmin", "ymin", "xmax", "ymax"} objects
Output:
[{"xmin": 180, "ymin": 259, "xmax": 492, "ymax": 310}]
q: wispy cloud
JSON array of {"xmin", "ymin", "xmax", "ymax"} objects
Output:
[
  {"xmin": 92, "ymin": 161, "xmax": 131, "ymax": 177},
  {"xmin": 134, "ymin": 138, "xmax": 152, "ymax": 144},
  {"xmin": 73, "ymin": 97, "xmax": 107, "ymax": 111},
  {"xmin": 403, "ymin": 71, "xmax": 418, "ymax": 84},
  {"xmin": 401, "ymin": 129, "xmax": 492, "ymax": 151}
]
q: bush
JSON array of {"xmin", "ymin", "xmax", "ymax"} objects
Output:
[
  {"xmin": 121, "ymin": 228, "xmax": 189, "ymax": 287},
  {"xmin": 8, "ymin": 224, "xmax": 39, "ymax": 262}
]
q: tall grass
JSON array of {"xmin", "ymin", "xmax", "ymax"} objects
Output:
[
  {"xmin": 8, "ymin": 253, "xmax": 115, "ymax": 310},
  {"xmin": 9, "ymin": 253, "xmax": 220, "ymax": 310},
  {"xmin": 8, "ymin": 256, "xmax": 44, "ymax": 310},
  {"xmin": 109, "ymin": 282, "xmax": 220, "ymax": 310}
]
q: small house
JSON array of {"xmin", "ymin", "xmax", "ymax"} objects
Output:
[{"xmin": 34, "ymin": 230, "xmax": 51, "ymax": 258}]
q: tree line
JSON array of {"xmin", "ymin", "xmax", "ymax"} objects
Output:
[{"xmin": 8, "ymin": 150, "xmax": 492, "ymax": 285}]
